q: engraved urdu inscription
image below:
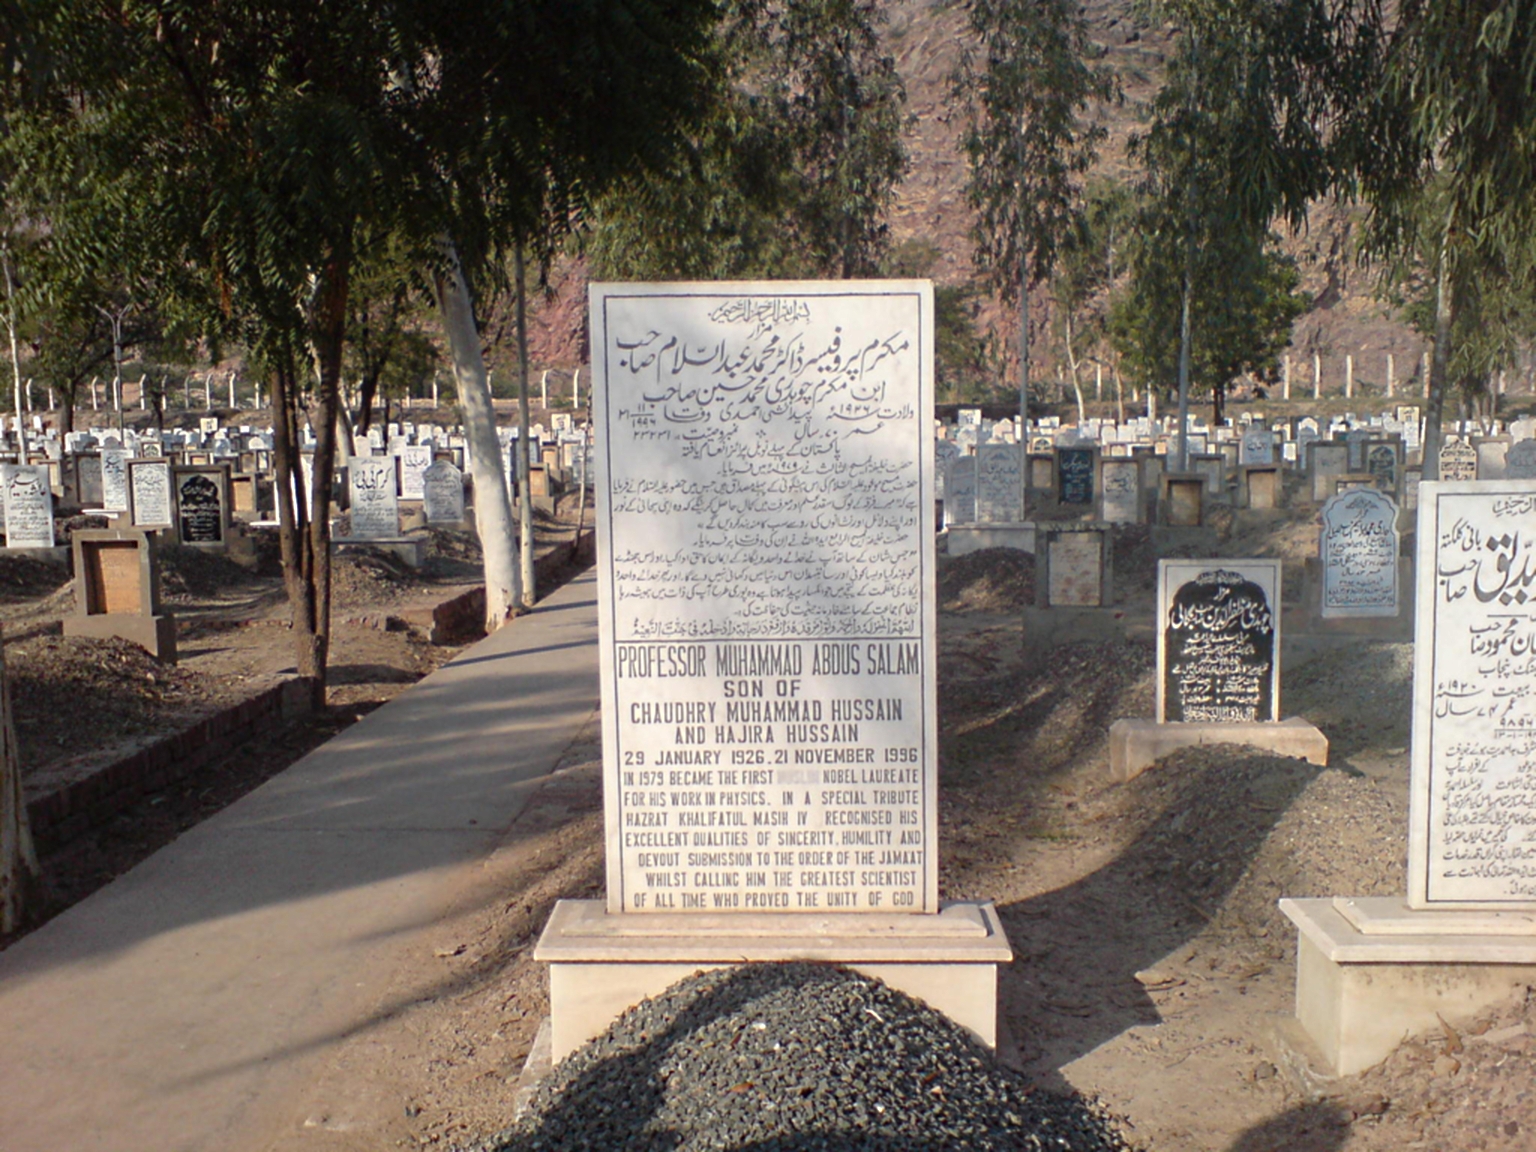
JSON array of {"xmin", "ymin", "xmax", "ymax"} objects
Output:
[
  {"xmin": 130, "ymin": 461, "xmax": 173, "ymax": 527},
  {"xmin": 1158, "ymin": 560, "xmax": 1281, "ymax": 724},
  {"xmin": 1057, "ymin": 448, "xmax": 1094, "ymax": 505},
  {"xmin": 975, "ymin": 443, "xmax": 1021, "ymax": 522},
  {"xmin": 349, "ymin": 457, "xmax": 400, "ymax": 538},
  {"xmin": 176, "ymin": 473, "xmax": 225, "ymax": 544},
  {"xmin": 1320, "ymin": 488, "xmax": 1400, "ymax": 617},
  {"xmin": 2, "ymin": 465, "xmax": 54, "ymax": 548},
  {"xmin": 1410, "ymin": 482, "xmax": 1536, "ymax": 906},
  {"xmin": 592, "ymin": 282, "xmax": 936, "ymax": 915}
]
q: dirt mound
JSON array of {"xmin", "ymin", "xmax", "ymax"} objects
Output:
[
  {"xmin": 938, "ymin": 546, "xmax": 1035, "ymax": 612},
  {"xmin": 0, "ymin": 556, "xmax": 71, "ymax": 601},
  {"xmin": 1114, "ymin": 746, "xmax": 1403, "ymax": 960},
  {"xmin": 159, "ymin": 545, "xmax": 261, "ymax": 599},
  {"xmin": 8, "ymin": 634, "xmax": 225, "ymax": 776},
  {"xmin": 332, "ymin": 546, "xmax": 416, "ymax": 609}
]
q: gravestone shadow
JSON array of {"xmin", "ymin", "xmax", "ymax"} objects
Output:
[{"xmin": 994, "ymin": 747, "xmax": 1328, "ymax": 1091}]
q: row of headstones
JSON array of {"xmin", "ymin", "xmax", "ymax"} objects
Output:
[
  {"xmin": 940, "ymin": 405, "xmax": 1432, "ymax": 456},
  {"xmin": 0, "ymin": 456, "xmax": 471, "ymax": 550},
  {"xmin": 1151, "ymin": 477, "xmax": 1536, "ymax": 910},
  {"xmin": 936, "ymin": 430, "xmax": 1536, "ymax": 529},
  {"xmin": 1023, "ymin": 483, "xmax": 1402, "ymax": 620}
]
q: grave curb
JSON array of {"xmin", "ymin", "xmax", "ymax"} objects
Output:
[{"xmin": 25, "ymin": 677, "xmax": 315, "ymax": 854}]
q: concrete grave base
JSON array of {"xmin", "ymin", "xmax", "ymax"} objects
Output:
[
  {"xmin": 945, "ymin": 522, "xmax": 1035, "ymax": 556},
  {"xmin": 63, "ymin": 611, "xmax": 177, "ymax": 663},
  {"xmin": 1108, "ymin": 717, "xmax": 1328, "ymax": 782},
  {"xmin": 1280, "ymin": 897, "xmax": 1536, "ymax": 1076},
  {"xmin": 333, "ymin": 535, "xmax": 427, "ymax": 568},
  {"xmin": 534, "ymin": 899, "xmax": 1013, "ymax": 1064}
]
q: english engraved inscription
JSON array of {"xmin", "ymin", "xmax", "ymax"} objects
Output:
[{"xmin": 593, "ymin": 282, "xmax": 937, "ymax": 914}]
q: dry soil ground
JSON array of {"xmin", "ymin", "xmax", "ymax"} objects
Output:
[{"xmin": 4, "ymin": 495, "xmax": 1532, "ymax": 1152}]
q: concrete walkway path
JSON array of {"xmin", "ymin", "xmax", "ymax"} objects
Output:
[{"xmin": 0, "ymin": 570, "xmax": 601, "ymax": 1152}]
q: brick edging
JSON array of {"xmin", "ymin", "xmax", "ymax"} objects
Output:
[{"xmin": 27, "ymin": 679, "xmax": 314, "ymax": 854}]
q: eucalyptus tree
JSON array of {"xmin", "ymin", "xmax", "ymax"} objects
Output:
[
  {"xmin": 384, "ymin": 0, "xmax": 717, "ymax": 627},
  {"xmin": 954, "ymin": 0, "xmax": 1115, "ymax": 495},
  {"xmin": 1140, "ymin": 0, "xmax": 1536, "ymax": 471},
  {"xmin": 1339, "ymin": 0, "xmax": 1536, "ymax": 474}
]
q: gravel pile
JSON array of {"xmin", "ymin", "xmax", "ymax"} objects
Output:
[{"xmin": 466, "ymin": 963, "xmax": 1134, "ymax": 1152}]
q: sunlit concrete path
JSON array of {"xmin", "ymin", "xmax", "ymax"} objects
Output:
[{"xmin": 0, "ymin": 570, "xmax": 601, "ymax": 1152}]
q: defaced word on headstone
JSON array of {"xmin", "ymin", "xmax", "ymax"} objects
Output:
[{"xmin": 592, "ymin": 280, "xmax": 938, "ymax": 915}]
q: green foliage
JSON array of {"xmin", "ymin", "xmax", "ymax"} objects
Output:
[
  {"xmin": 587, "ymin": 0, "xmax": 907, "ymax": 280},
  {"xmin": 1109, "ymin": 222, "xmax": 1309, "ymax": 398},
  {"xmin": 955, "ymin": 0, "xmax": 1116, "ymax": 298}
]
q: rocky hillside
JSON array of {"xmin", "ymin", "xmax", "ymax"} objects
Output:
[{"xmin": 521, "ymin": 0, "xmax": 1431, "ymax": 404}]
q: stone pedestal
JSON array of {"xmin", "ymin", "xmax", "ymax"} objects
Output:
[
  {"xmin": 1108, "ymin": 717, "xmax": 1328, "ymax": 782},
  {"xmin": 534, "ymin": 899, "xmax": 1013, "ymax": 1064},
  {"xmin": 1280, "ymin": 897, "xmax": 1536, "ymax": 1075}
]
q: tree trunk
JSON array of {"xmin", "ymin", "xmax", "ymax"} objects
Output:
[
  {"xmin": 1421, "ymin": 212, "xmax": 1456, "ymax": 482},
  {"xmin": 1063, "ymin": 311, "xmax": 1086, "ymax": 425},
  {"xmin": 1175, "ymin": 247, "xmax": 1194, "ymax": 471},
  {"xmin": 305, "ymin": 250, "xmax": 348, "ymax": 700},
  {"xmin": 1, "ymin": 627, "xmax": 42, "ymax": 935},
  {"xmin": 1018, "ymin": 250, "xmax": 1030, "ymax": 519},
  {"xmin": 514, "ymin": 241, "xmax": 536, "ymax": 608},
  {"xmin": 432, "ymin": 238, "xmax": 522, "ymax": 629},
  {"xmin": 270, "ymin": 351, "xmax": 325, "ymax": 711}
]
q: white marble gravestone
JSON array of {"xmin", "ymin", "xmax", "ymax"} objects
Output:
[
  {"xmin": 100, "ymin": 448, "xmax": 130, "ymax": 513},
  {"xmin": 2, "ymin": 464, "xmax": 55, "ymax": 548},
  {"xmin": 1438, "ymin": 440, "xmax": 1477, "ymax": 482},
  {"xmin": 945, "ymin": 455, "xmax": 977, "ymax": 525},
  {"xmin": 1157, "ymin": 559, "xmax": 1282, "ymax": 724},
  {"xmin": 1409, "ymin": 481, "xmax": 1536, "ymax": 907},
  {"xmin": 1320, "ymin": 488, "xmax": 1400, "ymax": 617},
  {"xmin": 421, "ymin": 460, "xmax": 465, "ymax": 525},
  {"xmin": 591, "ymin": 280, "xmax": 937, "ymax": 915},
  {"xmin": 975, "ymin": 443, "xmax": 1022, "ymax": 522},
  {"xmin": 1099, "ymin": 457, "xmax": 1140, "ymax": 524},
  {"xmin": 128, "ymin": 459, "xmax": 174, "ymax": 528},
  {"xmin": 348, "ymin": 456, "xmax": 400, "ymax": 538},
  {"xmin": 399, "ymin": 444, "xmax": 433, "ymax": 500}
]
